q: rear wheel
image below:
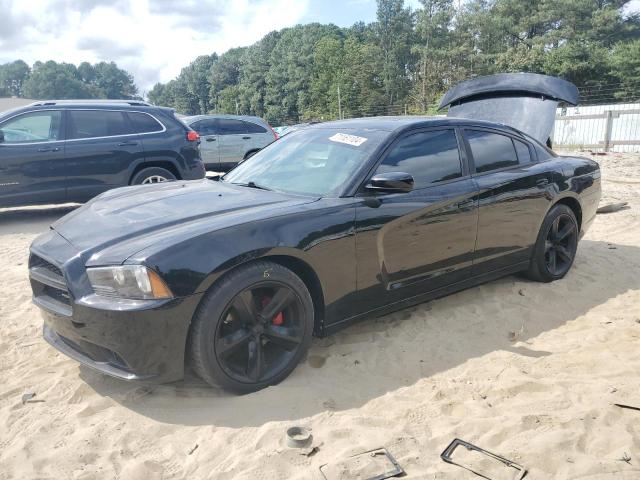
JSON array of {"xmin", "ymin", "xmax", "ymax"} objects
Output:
[
  {"xmin": 131, "ymin": 167, "xmax": 176, "ymax": 185},
  {"xmin": 526, "ymin": 204, "xmax": 579, "ymax": 282},
  {"xmin": 189, "ymin": 261, "xmax": 314, "ymax": 393}
]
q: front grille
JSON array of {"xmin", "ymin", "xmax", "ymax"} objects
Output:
[
  {"xmin": 29, "ymin": 254, "xmax": 63, "ymax": 278},
  {"xmin": 29, "ymin": 254, "xmax": 71, "ymax": 310}
]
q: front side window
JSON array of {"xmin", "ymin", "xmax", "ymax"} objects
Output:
[
  {"xmin": 376, "ymin": 129, "xmax": 462, "ymax": 188},
  {"xmin": 466, "ymin": 130, "xmax": 519, "ymax": 173},
  {"xmin": 224, "ymin": 128, "xmax": 388, "ymax": 196},
  {"xmin": 129, "ymin": 112, "xmax": 164, "ymax": 134},
  {"xmin": 0, "ymin": 111, "xmax": 62, "ymax": 143},
  {"xmin": 217, "ymin": 118, "xmax": 247, "ymax": 135},
  {"xmin": 192, "ymin": 119, "xmax": 217, "ymax": 136},
  {"xmin": 68, "ymin": 110, "xmax": 130, "ymax": 139}
]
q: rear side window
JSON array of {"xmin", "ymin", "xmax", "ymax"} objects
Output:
[
  {"xmin": 68, "ymin": 110, "xmax": 130, "ymax": 139},
  {"xmin": 0, "ymin": 110, "xmax": 62, "ymax": 143},
  {"xmin": 191, "ymin": 119, "xmax": 217, "ymax": 136},
  {"xmin": 128, "ymin": 112, "xmax": 164, "ymax": 133},
  {"xmin": 217, "ymin": 118, "xmax": 247, "ymax": 135},
  {"xmin": 243, "ymin": 121, "xmax": 267, "ymax": 134},
  {"xmin": 376, "ymin": 129, "xmax": 462, "ymax": 188},
  {"xmin": 513, "ymin": 139, "xmax": 532, "ymax": 164},
  {"xmin": 466, "ymin": 130, "xmax": 518, "ymax": 173}
]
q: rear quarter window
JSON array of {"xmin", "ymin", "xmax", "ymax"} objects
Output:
[
  {"xmin": 244, "ymin": 121, "xmax": 267, "ymax": 134},
  {"xmin": 128, "ymin": 112, "xmax": 164, "ymax": 133}
]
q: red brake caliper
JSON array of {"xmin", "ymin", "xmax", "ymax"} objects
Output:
[{"xmin": 261, "ymin": 296, "xmax": 284, "ymax": 326}]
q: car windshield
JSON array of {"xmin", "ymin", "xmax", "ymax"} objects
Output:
[{"xmin": 223, "ymin": 127, "xmax": 389, "ymax": 196}]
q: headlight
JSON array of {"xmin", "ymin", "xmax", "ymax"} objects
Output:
[{"xmin": 87, "ymin": 265, "xmax": 173, "ymax": 300}]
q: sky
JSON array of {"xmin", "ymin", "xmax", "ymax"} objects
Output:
[{"xmin": 0, "ymin": 0, "xmax": 637, "ymax": 95}]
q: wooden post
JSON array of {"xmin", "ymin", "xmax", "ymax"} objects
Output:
[{"xmin": 604, "ymin": 110, "xmax": 613, "ymax": 152}]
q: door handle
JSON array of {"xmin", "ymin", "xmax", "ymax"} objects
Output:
[
  {"xmin": 536, "ymin": 178, "xmax": 549, "ymax": 187},
  {"xmin": 37, "ymin": 147, "xmax": 60, "ymax": 152},
  {"xmin": 242, "ymin": 136, "xmax": 251, "ymax": 140},
  {"xmin": 206, "ymin": 138, "xmax": 216, "ymax": 142},
  {"xmin": 456, "ymin": 199, "xmax": 474, "ymax": 209},
  {"xmin": 117, "ymin": 141, "xmax": 138, "ymax": 147}
]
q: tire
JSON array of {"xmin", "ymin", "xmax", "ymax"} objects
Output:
[
  {"xmin": 130, "ymin": 167, "xmax": 176, "ymax": 185},
  {"xmin": 525, "ymin": 204, "xmax": 579, "ymax": 282},
  {"xmin": 243, "ymin": 149, "xmax": 259, "ymax": 160},
  {"xmin": 189, "ymin": 261, "xmax": 314, "ymax": 394}
]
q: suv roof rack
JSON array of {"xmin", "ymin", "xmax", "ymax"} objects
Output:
[{"xmin": 28, "ymin": 99, "xmax": 152, "ymax": 107}]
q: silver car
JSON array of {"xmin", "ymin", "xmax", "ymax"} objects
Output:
[{"xmin": 182, "ymin": 114, "xmax": 278, "ymax": 171}]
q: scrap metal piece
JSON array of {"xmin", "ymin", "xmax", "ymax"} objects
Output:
[
  {"xmin": 286, "ymin": 426, "xmax": 312, "ymax": 448},
  {"xmin": 439, "ymin": 73, "xmax": 579, "ymax": 144},
  {"xmin": 441, "ymin": 438, "xmax": 527, "ymax": 480},
  {"xmin": 320, "ymin": 447, "xmax": 404, "ymax": 480},
  {"xmin": 596, "ymin": 202, "xmax": 629, "ymax": 214}
]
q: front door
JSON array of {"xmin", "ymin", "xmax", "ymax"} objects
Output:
[
  {"xmin": 191, "ymin": 119, "xmax": 219, "ymax": 170},
  {"xmin": 354, "ymin": 128, "xmax": 479, "ymax": 312},
  {"xmin": 0, "ymin": 109, "xmax": 66, "ymax": 207},
  {"xmin": 216, "ymin": 118, "xmax": 252, "ymax": 170},
  {"xmin": 64, "ymin": 109, "xmax": 144, "ymax": 202}
]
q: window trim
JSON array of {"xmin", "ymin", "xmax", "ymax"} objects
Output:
[
  {"xmin": 461, "ymin": 127, "xmax": 537, "ymax": 177},
  {"xmin": 126, "ymin": 111, "xmax": 165, "ymax": 135},
  {"xmin": 0, "ymin": 109, "xmax": 65, "ymax": 146},
  {"xmin": 356, "ymin": 126, "xmax": 470, "ymax": 195},
  {"xmin": 64, "ymin": 109, "xmax": 166, "ymax": 142}
]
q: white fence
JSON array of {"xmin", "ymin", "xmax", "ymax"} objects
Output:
[{"xmin": 552, "ymin": 103, "xmax": 640, "ymax": 153}]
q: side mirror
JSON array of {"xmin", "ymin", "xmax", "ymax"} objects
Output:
[
  {"xmin": 365, "ymin": 172, "xmax": 414, "ymax": 194},
  {"xmin": 0, "ymin": 130, "xmax": 4, "ymax": 143}
]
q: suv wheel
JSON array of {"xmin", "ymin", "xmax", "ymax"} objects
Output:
[
  {"xmin": 189, "ymin": 261, "xmax": 314, "ymax": 394},
  {"xmin": 131, "ymin": 167, "xmax": 176, "ymax": 185}
]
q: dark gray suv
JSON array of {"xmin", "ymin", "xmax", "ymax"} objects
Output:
[{"xmin": 0, "ymin": 100, "xmax": 205, "ymax": 207}]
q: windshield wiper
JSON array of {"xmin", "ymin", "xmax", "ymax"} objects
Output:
[{"xmin": 231, "ymin": 181, "xmax": 273, "ymax": 191}]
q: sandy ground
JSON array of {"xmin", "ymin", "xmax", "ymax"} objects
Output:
[{"xmin": 0, "ymin": 152, "xmax": 639, "ymax": 480}]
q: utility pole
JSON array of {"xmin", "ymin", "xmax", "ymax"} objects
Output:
[
  {"xmin": 337, "ymin": 84, "xmax": 342, "ymax": 120},
  {"xmin": 235, "ymin": 100, "xmax": 239, "ymax": 115}
]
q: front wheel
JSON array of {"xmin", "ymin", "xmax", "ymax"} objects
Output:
[
  {"xmin": 526, "ymin": 204, "xmax": 579, "ymax": 282},
  {"xmin": 189, "ymin": 261, "xmax": 314, "ymax": 393}
]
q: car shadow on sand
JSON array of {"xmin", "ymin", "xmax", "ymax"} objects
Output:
[
  {"xmin": 80, "ymin": 239, "xmax": 640, "ymax": 428},
  {"xmin": 0, "ymin": 205, "xmax": 79, "ymax": 235}
]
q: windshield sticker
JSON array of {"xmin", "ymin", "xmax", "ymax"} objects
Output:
[{"xmin": 329, "ymin": 133, "xmax": 368, "ymax": 147}]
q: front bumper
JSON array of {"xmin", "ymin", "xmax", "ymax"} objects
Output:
[{"xmin": 30, "ymin": 230, "xmax": 203, "ymax": 383}]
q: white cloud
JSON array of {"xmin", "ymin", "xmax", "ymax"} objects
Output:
[{"xmin": 0, "ymin": 0, "xmax": 310, "ymax": 94}]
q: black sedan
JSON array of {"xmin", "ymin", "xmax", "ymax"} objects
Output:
[{"xmin": 29, "ymin": 116, "xmax": 601, "ymax": 393}]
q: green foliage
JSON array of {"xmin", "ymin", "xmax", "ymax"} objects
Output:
[
  {"xmin": 147, "ymin": 0, "xmax": 640, "ymax": 123},
  {"xmin": 2, "ymin": 59, "xmax": 137, "ymax": 100}
]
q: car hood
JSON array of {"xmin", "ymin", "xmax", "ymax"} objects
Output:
[{"xmin": 52, "ymin": 179, "xmax": 318, "ymax": 261}]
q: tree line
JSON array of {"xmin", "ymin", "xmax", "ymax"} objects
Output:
[
  {"xmin": 148, "ymin": 0, "xmax": 640, "ymax": 125},
  {"xmin": 0, "ymin": 60, "xmax": 138, "ymax": 100}
]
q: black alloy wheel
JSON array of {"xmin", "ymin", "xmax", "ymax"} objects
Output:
[
  {"xmin": 189, "ymin": 261, "xmax": 314, "ymax": 393},
  {"xmin": 526, "ymin": 204, "xmax": 579, "ymax": 282},
  {"xmin": 216, "ymin": 282, "xmax": 305, "ymax": 384},
  {"xmin": 544, "ymin": 213, "xmax": 578, "ymax": 276}
]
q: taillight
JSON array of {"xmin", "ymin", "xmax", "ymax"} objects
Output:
[
  {"xmin": 269, "ymin": 125, "xmax": 279, "ymax": 140},
  {"xmin": 187, "ymin": 131, "xmax": 199, "ymax": 142}
]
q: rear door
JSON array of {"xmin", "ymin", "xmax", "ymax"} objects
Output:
[
  {"xmin": 0, "ymin": 109, "xmax": 66, "ymax": 207},
  {"xmin": 354, "ymin": 128, "xmax": 479, "ymax": 311},
  {"xmin": 216, "ymin": 118, "xmax": 252, "ymax": 170},
  {"xmin": 243, "ymin": 120, "xmax": 273, "ymax": 151},
  {"xmin": 462, "ymin": 128, "xmax": 553, "ymax": 273},
  {"xmin": 64, "ymin": 109, "xmax": 144, "ymax": 202},
  {"xmin": 191, "ymin": 119, "xmax": 219, "ymax": 170}
]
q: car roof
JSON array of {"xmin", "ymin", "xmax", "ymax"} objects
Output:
[
  {"xmin": 308, "ymin": 116, "xmax": 526, "ymax": 135},
  {"xmin": 0, "ymin": 101, "xmax": 172, "ymax": 121},
  {"xmin": 182, "ymin": 114, "xmax": 268, "ymax": 126}
]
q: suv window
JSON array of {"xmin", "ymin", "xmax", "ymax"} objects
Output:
[
  {"xmin": 68, "ymin": 110, "xmax": 130, "ymax": 139},
  {"xmin": 466, "ymin": 130, "xmax": 519, "ymax": 173},
  {"xmin": 129, "ymin": 112, "xmax": 164, "ymax": 134},
  {"xmin": 191, "ymin": 119, "xmax": 217, "ymax": 136},
  {"xmin": 217, "ymin": 118, "xmax": 247, "ymax": 135},
  {"xmin": 375, "ymin": 129, "xmax": 462, "ymax": 188},
  {"xmin": 0, "ymin": 111, "xmax": 62, "ymax": 143},
  {"xmin": 244, "ymin": 121, "xmax": 267, "ymax": 134}
]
